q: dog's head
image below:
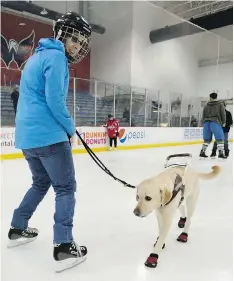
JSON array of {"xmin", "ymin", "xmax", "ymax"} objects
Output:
[{"xmin": 133, "ymin": 177, "xmax": 173, "ymax": 218}]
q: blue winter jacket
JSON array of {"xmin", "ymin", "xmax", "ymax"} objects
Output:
[{"xmin": 15, "ymin": 38, "xmax": 76, "ymax": 149}]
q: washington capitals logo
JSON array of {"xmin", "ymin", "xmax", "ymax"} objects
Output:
[{"xmin": 1, "ymin": 30, "xmax": 35, "ymax": 70}]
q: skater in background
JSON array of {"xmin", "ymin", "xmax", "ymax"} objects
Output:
[
  {"xmin": 199, "ymin": 92, "xmax": 226, "ymax": 159},
  {"xmin": 104, "ymin": 114, "xmax": 119, "ymax": 151},
  {"xmin": 123, "ymin": 106, "xmax": 130, "ymax": 123},
  {"xmin": 211, "ymin": 100, "xmax": 233, "ymax": 158},
  {"xmin": 8, "ymin": 12, "xmax": 91, "ymax": 272},
  {"xmin": 123, "ymin": 106, "xmax": 135, "ymax": 127},
  {"xmin": 11, "ymin": 85, "xmax": 19, "ymax": 115}
]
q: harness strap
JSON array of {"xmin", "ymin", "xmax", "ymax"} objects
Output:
[{"xmin": 162, "ymin": 174, "xmax": 185, "ymax": 207}]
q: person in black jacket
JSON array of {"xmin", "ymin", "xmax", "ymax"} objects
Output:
[{"xmin": 211, "ymin": 100, "xmax": 233, "ymax": 158}]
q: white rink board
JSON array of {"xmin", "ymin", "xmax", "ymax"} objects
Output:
[
  {"xmin": 76, "ymin": 127, "xmax": 232, "ymax": 149},
  {"xmin": 1, "ymin": 126, "xmax": 232, "ymax": 157},
  {"xmin": 75, "ymin": 127, "xmax": 204, "ymax": 149},
  {"xmin": 1, "ymin": 127, "xmax": 20, "ymax": 154}
]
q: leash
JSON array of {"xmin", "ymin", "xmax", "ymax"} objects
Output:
[{"xmin": 75, "ymin": 130, "xmax": 136, "ymax": 189}]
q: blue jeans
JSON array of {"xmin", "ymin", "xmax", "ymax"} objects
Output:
[
  {"xmin": 213, "ymin": 132, "xmax": 229, "ymax": 151},
  {"xmin": 203, "ymin": 121, "xmax": 224, "ymax": 143},
  {"xmin": 11, "ymin": 141, "xmax": 76, "ymax": 244}
]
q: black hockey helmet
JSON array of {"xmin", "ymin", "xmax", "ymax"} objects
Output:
[
  {"xmin": 54, "ymin": 11, "xmax": 91, "ymax": 64},
  {"xmin": 209, "ymin": 92, "xmax": 217, "ymax": 100}
]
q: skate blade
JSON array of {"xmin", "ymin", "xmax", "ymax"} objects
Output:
[
  {"xmin": 7, "ymin": 237, "xmax": 37, "ymax": 248},
  {"xmin": 55, "ymin": 256, "xmax": 87, "ymax": 273},
  {"xmin": 199, "ymin": 157, "xmax": 208, "ymax": 160},
  {"xmin": 218, "ymin": 158, "xmax": 227, "ymax": 161}
]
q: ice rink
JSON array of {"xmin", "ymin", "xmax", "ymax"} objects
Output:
[{"xmin": 1, "ymin": 144, "xmax": 233, "ymax": 281}]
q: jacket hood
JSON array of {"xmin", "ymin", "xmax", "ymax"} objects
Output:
[
  {"xmin": 35, "ymin": 38, "xmax": 65, "ymax": 53},
  {"xmin": 207, "ymin": 100, "xmax": 224, "ymax": 106}
]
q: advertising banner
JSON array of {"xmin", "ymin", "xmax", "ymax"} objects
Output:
[
  {"xmin": 1, "ymin": 127, "xmax": 21, "ymax": 154},
  {"xmin": 1, "ymin": 126, "xmax": 232, "ymax": 159},
  {"xmin": 183, "ymin": 128, "xmax": 203, "ymax": 140},
  {"xmin": 76, "ymin": 127, "xmax": 108, "ymax": 149}
]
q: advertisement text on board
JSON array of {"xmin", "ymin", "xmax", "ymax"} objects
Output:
[
  {"xmin": 77, "ymin": 131, "xmax": 108, "ymax": 145},
  {"xmin": 184, "ymin": 128, "xmax": 203, "ymax": 140},
  {"xmin": 118, "ymin": 129, "xmax": 146, "ymax": 143}
]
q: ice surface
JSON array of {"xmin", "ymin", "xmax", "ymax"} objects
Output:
[{"xmin": 1, "ymin": 144, "xmax": 233, "ymax": 281}]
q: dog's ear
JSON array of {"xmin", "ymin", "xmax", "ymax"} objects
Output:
[{"xmin": 160, "ymin": 186, "xmax": 172, "ymax": 205}]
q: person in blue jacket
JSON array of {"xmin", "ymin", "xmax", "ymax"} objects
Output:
[{"xmin": 7, "ymin": 12, "xmax": 91, "ymax": 272}]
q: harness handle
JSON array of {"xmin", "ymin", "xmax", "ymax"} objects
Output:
[{"xmin": 164, "ymin": 153, "xmax": 192, "ymax": 169}]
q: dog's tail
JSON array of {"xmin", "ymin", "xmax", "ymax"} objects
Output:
[{"xmin": 198, "ymin": 165, "xmax": 221, "ymax": 180}]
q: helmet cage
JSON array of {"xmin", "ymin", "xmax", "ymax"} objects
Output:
[{"xmin": 55, "ymin": 24, "xmax": 91, "ymax": 64}]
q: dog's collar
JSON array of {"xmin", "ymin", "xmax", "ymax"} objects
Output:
[{"xmin": 161, "ymin": 174, "xmax": 185, "ymax": 208}]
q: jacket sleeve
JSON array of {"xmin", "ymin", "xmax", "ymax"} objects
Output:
[
  {"xmin": 44, "ymin": 52, "xmax": 76, "ymax": 137},
  {"xmin": 227, "ymin": 111, "xmax": 233, "ymax": 126},
  {"xmin": 202, "ymin": 106, "xmax": 206, "ymax": 123},
  {"xmin": 220, "ymin": 104, "xmax": 226, "ymax": 125}
]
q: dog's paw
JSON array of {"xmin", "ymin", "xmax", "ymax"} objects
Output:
[
  {"xmin": 145, "ymin": 253, "xmax": 158, "ymax": 268},
  {"xmin": 153, "ymin": 237, "xmax": 165, "ymax": 249},
  {"xmin": 178, "ymin": 217, "xmax": 187, "ymax": 228},
  {"xmin": 177, "ymin": 232, "xmax": 188, "ymax": 243}
]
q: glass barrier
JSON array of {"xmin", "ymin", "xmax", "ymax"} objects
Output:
[
  {"xmin": 1, "ymin": 73, "xmax": 232, "ymax": 128},
  {"xmin": 1, "ymin": 1, "xmax": 232, "ymax": 128}
]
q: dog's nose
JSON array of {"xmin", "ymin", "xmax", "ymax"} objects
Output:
[{"xmin": 133, "ymin": 208, "xmax": 141, "ymax": 217}]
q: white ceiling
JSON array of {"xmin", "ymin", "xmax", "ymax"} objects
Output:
[
  {"xmin": 150, "ymin": 1, "xmax": 233, "ymax": 20},
  {"xmin": 211, "ymin": 25, "xmax": 233, "ymax": 41}
]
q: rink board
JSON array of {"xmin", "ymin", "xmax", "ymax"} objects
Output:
[{"xmin": 1, "ymin": 126, "xmax": 233, "ymax": 160}]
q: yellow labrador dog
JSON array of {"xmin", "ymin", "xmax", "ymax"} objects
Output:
[{"xmin": 133, "ymin": 165, "xmax": 221, "ymax": 268}]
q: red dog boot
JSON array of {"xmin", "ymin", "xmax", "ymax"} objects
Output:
[
  {"xmin": 177, "ymin": 232, "xmax": 188, "ymax": 243},
  {"xmin": 145, "ymin": 253, "xmax": 158, "ymax": 268},
  {"xmin": 153, "ymin": 236, "xmax": 165, "ymax": 249},
  {"xmin": 178, "ymin": 217, "xmax": 186, "ymax": 228}
]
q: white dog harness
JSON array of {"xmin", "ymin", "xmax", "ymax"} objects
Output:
[
  {"xmin": 163, "ymin": 174, "xmax": 185, "ymax": 207},
  {"xmin": 162, "ymin": 153, "xmax": 192, "ymax": 208}
]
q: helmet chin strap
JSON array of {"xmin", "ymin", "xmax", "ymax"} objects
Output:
[
  {"xmin": 55, "ymin": 29, "xmax": 63, "ymax": 40},
  {"xmin": 65, "ymin": 49, "xmax": 70, "ymax": 58},
  {"xmin": 54, "ymin": 29, "xmax": 72, "ymax": 63},
  {"xmin": 65, "ymin": 51, "xmax": 74, "ymax": 64}
]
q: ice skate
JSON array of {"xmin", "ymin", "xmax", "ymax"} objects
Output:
[
  {"xmin": 218, "ymin": 150, "xmax": 227, "ymax": 160},
  {"xmin": 199, "ymin": 150, "xmax": 208, "ymax": 159},
  {"xmin": 210, "ymin": 149, "xmax": 216, "ymax": 159},
  {"xmin": 54, "ymin": 242, "xmax": 87, "ymax": 273},
  {"xmin": 7, "ymin": 226, "xmax": 39, "ymax": 248},
  {"xmin": 225, "ymin": 149, "xmax": 230, "ymax": 158}
]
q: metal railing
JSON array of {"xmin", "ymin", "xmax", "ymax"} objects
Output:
[
  {"xmin": 1, "ymin": 75, "xmax": 232, "ymax": 127},
  {"xmin": 69, "ymin": 77, "xmax": 210, "ymax": 127}
]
